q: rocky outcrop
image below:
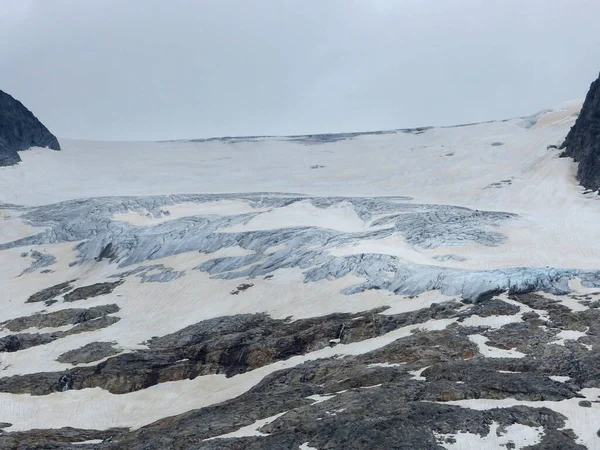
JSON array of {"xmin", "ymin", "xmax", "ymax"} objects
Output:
[
  {"xmin": 26, "ymin": 280, "xmax": 75, "ymax": 304},
  {"xmin": 0, "ymin": 90, "xmax": 60, "ymax": 166},
  {"xmin": 1, "ymin": 290, "xmax": 599, "ymax": 448},
  {"xmin": 0, "ymin": 315, "xmax": 121, "ymax": 354},
  {"xmin": 0, "ymin": 302, "xmax": 461, "ymax": 395},
  {"xmin": 24, "ymin": 279, "xmax": 124, "ymax": 305},
  {"xmin": 57, "ymin": 342, "xmax": 120, "ymax": 365},
  {"xmin": 561, "ymin": 73, "xmax": 600, "ymax": 191},
  {"xmin": 0, "ymin": 427, "xmax": 127, "ymax": 449},
  {"xmin": 63, "ymin": 280, "xmax": 124, "ymax": 302},
  {"xmin": 3, "ymin": 304, "xmax": 120, "ymax": 332},
  {"xmin": 0, "ymin": 305, "xmax": 120, "ymax": 354}
]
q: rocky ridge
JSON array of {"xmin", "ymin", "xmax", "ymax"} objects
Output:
[
  {"xmin": 0, "ymin": 90, "xmax": 60, "ymax": 166},
  {"xmin": 561, "ymin": 73, "xmax": 600, "ymax": 191}
]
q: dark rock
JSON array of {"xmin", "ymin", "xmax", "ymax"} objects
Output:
[
  {"xmin": 96, "ymin": 376, "xmax": 581, "ymax": 450},
  {"xmin": 0, "ymin": 332, "xmax": 59, "ymax": 353},
  {"xmin": 3, "ymin": 304, "xmax": 120, "ymax": 331},
  {"xmin": 0, "ymin": 307, "xmax": 590, "ymax": 449},
  {"xmin": 459, "ymin": 298, "xmax": 520, "ymax": 318},
  {"xmin": 579, "ymin": 400, "xmax": 592, "ymax": 407},
  {"xmin": 71, "ymin": 315, "xmax": 121, "ymax": 333},
  {"xmin": 63, "ymin": 280, "xmax": 124, "ymax": 302},
  {"xmin": 57, "ymin": 341, "xmax": 120, "ymax": 365},
  {"xmin": 509, "ymin": 292, "xmax": 561, "ymax": 310},
  {"xmin": 491, "ymin": 142, "xmax": 504, "ymax": 146},
  {"xmin": 0, "ymin": 89, "xmax": 60, "ymax": 166},
  {"xmin": 522, "ymin": 311, "xmax": 540, "ymax": 320},
  {"xmin": 230, "ymin": 283, "xmax": 254, "ymax": 295},
  {"xmin": 26, "ymin": 280, "xmax": 75, "ymax": 303},
  {"xmin": 3, "ymin": 281, "xmax": 600, "ymax": 447},
  {"xmin": 0, "ymin": 426, "xmax": 125, "ymax": 449},
  {"xmin": 358, "ymin": 327, "xmax": 479, "ymax": 367},
  {"xmin": 0, "ymin": 335, "xmax": 25, "ymax": 352},
  {"xmin": 0, "ymin": 307, "xmax": 120, "ymax": 355},
  {"xmin": 0, "ymin": 302, "xmax": 462, "ymax": 395},
  {"xmin": 422, "ymin": 359, "xmax": 580, "ymax": 401},
  {"xmin": 560, "ymin": 72, "xmax": 600, "ymax": 191},
  {"xmin": 484, "ymin": 321, "xmax": 557, "ymax": 354}
]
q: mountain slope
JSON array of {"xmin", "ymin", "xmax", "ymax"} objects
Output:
[
  {"xmin": 1, "ymin": 100, "xmax": 600, "ymax": 449},
  {"xmin": 0, "ymin": 90, "xmax": 60, "ymax": 166},
  {"xmin": 561, "ymin": 73, "xmax": 600, "ymax": 191}
]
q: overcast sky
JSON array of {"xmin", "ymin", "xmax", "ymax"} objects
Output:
[{"xmin": 1, "ymin": 0, "xmax": 599, "ymax": 141}]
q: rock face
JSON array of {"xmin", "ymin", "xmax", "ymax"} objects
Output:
[
  {"xmin": 2, "ymin": 291, "xmax": 598, "ymax": 448},
  {"xmin": 0, "ymin": 304, "xmax": 121, "ymax": 354},
  {"xmin": 561, "ymin": 73, "xmax": 600, "ymax": 191},
  {"xmin": 0, "ymin": 90, "xmax": 60, "ymax": 166}
]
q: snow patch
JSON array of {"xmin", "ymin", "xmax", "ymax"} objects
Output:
[
  {"xmin": 439, "ymin": 388, "xmax": 600, "ymax": 449},
  {"xmin": 436, "ymin": 421, "xmax": 543, "ymax": 450},
  {"xmin": 204, "ymin": 411, "xmax": 287, "ymax": 440},
  {"xmin": 306, "ymin": 394, "xmax": 337, "ymax": 405},
  {"xmin": 409, "ymin": 367, "xmax": 429, "ymax": 381},
  {"xmin": 550, "ymin": 329, "xmax": 588, "ymax": 346},
  {"xmin": 367, "ymin": 362, "xmax": 406, "ymax": 368}
]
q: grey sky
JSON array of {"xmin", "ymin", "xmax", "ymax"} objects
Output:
[{"xmin": 1, "ymin": 0, "xmax": 599, "ymax": 141}]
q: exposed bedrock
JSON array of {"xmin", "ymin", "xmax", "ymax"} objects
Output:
[
  {"xmin": 63, "ymin": 280, "xmax": 124, "ymax": 302},
  {"xmin": 2, "ymin": 291, "xmax": 599, "ymax": 398},
  {"xmin": 57, "ymin": 341, "xmax": 120, "ymax": 365},
  {"xmin": 0, "ymin": 89, "xmax": 60, "ymax": 167},
  {"xmin": 1, "ymin": 358, "xmax": 584, "ymax": 449},
  {"xmin": 0, "ymin": 301, "xmax": 463, "ymax": 395},
  {"xmin": 24, "ymin": 279, "xmax": 124, "ymax": 306},
  {"xmin": 1, "ymin": 293, "xmax": 597, "ymax": 448},
  {"xmin": 0, "ymin": 427, "xmax": 127, "ymax": 450},
  {"xmin": 105, "ymin": 399, "xmax": 579, "ymax": 450},
  {"xmin": 0, "ymin": 305, "xmax": 120, "ymax": 354},
  {"xmin": 561, "ymin": 73, "xmax": 600, "ymax": 191},
  {"xmin": 0, "ymin": 316, "xmax": 120, "ymax": 354}
]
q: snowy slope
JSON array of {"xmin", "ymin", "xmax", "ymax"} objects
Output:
[{"xmin": 1, "ymin": 101, "xmax": 600, "ymax": 449}]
